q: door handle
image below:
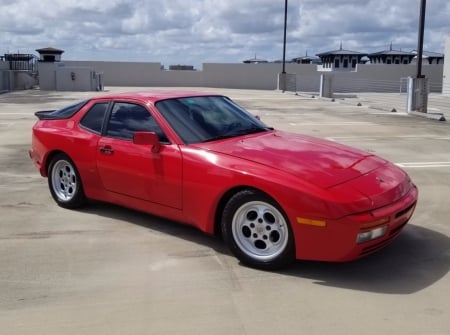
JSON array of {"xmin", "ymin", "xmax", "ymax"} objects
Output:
[{"xmin": 99, "ymin": 146, "xmax": 114, "ymax": 155}]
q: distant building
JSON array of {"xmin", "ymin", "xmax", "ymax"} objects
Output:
[
  {"xmin": 36, "ymin": 47, "xmax": 64, "ymax": 62},
  {"xmin": 3, "ymin": 53, "xmax": 37, "ymax": 71},
  {"xmin": 368, "ymin": 44, "xmax": 415, "ymax": 64},
  {"xmin": 243, "ymin": 56, "xmax": 269, "ymax": 64},
  {"xmin": 168, "ymin": 65, "xmax": 195, "ymax": 71},
  {"xmin": 316, "ymin": 44, "xmax": 367, "ymax": 71},
  {"xmin": 291, "ymin": 52, "xmax": 321, "ymax": 64},
  {"xmin": 0, "ymin": 53, "xmax": 38, "ymax": 90},
  {"xmin": 360, "ymin": 56, "xmax": 370, "ymax": 64},
  {"xmin": 411, "ymin": 50, "xmax": 444, "ymax": 65},
  {"xmin": 273, "ymin": 59, "xmax": 293, "ymax": 64}
]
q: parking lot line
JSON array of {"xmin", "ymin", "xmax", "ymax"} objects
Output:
[
  {"xmin": 396, "ymin": 162, "xmax": 450, "ymax": 168},
  {"xmin": 0, "ymin": 113, "xmax": 34, "ymax": 115},
  {"xmin": 292, "ymin": 122, "xmax": 372, "ymax": 126},
  {"xmin": 326, "ymin": 135, "xmax": 450, "ymax": 141}
]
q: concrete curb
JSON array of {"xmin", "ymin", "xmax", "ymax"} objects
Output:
[{"xmin": 409, "ymin": 111, "xmax": 447, "ymax": 122}]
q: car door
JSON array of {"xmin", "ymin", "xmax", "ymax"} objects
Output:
[{"xmin": 96, "ymin": 101, "xmax": 183, "ymax": 209}]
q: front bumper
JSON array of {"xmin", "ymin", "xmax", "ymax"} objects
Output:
[{"xmin": 293, "ymin": 184, "xmax": 418, "ymax": 262}]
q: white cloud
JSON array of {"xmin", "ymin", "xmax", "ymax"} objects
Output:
[{"xmin": 0, "ymin": 0, "xmax": 448, "ymax": 67}]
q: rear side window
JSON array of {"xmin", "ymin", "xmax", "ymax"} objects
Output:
[{"xmin": 79, "ymin": 103, "xmax": 109, "ymax": 134}]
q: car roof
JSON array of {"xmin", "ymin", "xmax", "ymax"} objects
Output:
[{"xmin": 93, "ymin": 91, "xmax": 222, "ymax": 104}]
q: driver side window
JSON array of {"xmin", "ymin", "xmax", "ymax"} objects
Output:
[{"xmin": 106, "ymin": 102, "xmax": 169, "ymax": 142}]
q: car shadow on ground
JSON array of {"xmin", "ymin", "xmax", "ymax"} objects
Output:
[
  {"xmin": 282, "ymin": 224, "xmax": 450, "ymax": 294},
  {"xmin": 81, "ymin": 202, "xmax": 449, "ymax": 295}
]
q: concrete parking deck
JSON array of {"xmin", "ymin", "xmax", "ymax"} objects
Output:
[{"xmin": 0, "ymin": 88, "xmax": 449, "ymax": 335}]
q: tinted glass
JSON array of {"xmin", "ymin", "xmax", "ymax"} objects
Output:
[
  {"xmin": 79, "ymin": 103, "xmax": 109, "ymax": 134},
  {"xmin": 106, "ymin": 102, "xmax": 168, "ymax": 142},
  {"xmin": 155, "ymin": 96, "xmax": 270, "ymax": 144}
]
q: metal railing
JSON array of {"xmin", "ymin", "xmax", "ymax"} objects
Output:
[
  {"xmin": 287, "ymin": 73, "xmax": 443, "ymax": 95},
  {"xmin": 3, "ymin": 54, "xmax": 38, "ymax": 73},
  {"xmin": 284, "ymin": 73, "xmax": 449, "ymax": 119}
]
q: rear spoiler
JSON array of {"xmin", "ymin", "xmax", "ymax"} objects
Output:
[
  {"xmin": 34, "ymin": 110, "xmax": 58, "ymax": 120},
  {"xmin": 34, "ymin": 100, "xmax": 88, "ymax": 120}
]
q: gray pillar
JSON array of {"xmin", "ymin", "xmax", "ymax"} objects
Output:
[
  {"xmin": 407, "ymin": 77, "xmax": 429, "ymax": 113},
  {"xmin": 320, "ymin": 74, "xmax": 333, "ymax": 98},
  {"xmin": 278, "ymin": 72, "xmax": 287, "ymax": 92}
]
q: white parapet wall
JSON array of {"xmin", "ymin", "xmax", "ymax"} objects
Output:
[
  {"xmin": 443, "ymin": 36, "xmax": 450, "ymax": 96},
  {"xmin": 37, "ymin": 59, "xmax": 444, "ymax": 93}
]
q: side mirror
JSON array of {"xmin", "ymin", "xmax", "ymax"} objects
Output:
[{"xmin": 133, "ymin": 132, "xmax": 162, "ymax": 153}]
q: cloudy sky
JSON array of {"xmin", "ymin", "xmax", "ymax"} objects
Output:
[{"xmin": 1, "ymin": 0, "xmax": 449, "ymax": 68}]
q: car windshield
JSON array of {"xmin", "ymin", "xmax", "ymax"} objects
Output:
[{"xmin": 155, "ymin": 96, "xmax": 271, "ymax": 144}]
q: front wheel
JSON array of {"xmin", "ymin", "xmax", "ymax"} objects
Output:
[
  {"xmin": 48, "ymin": 153, "xmax": 86, "ymax": 209},
  {"xmin": 221, "ymin": 189, "xmax": 295, "ymax": 270}
]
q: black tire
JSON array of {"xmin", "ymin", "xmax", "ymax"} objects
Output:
[
  {"xmin": 221, "ymin": 189, "xmax": 295, "ymax": 270},
  {"xmin": 48, "ymin": 153, "xmax": 86, "ymax": 209}
]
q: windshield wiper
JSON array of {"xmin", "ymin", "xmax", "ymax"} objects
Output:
[
  {"xmin": 203, "ymin": 127, "xmax": 270, "ymax": 142},
  {"xmin": 203, "ymin": 134, "xmax": 237, "ymax": 142},
  {"xmin": 229, "ymin": 126, "xmax": 271, "ymax": 136}
]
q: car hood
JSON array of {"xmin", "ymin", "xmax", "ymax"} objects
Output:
[{"xmin": 197, "ymin": 130, "xmax": 387, "ymax": 189}]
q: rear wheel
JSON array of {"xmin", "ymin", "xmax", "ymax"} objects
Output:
[
  {"xmin": 48, "ymin": 153, "xmax": 86, "ymax": 209},
  {"xmin": 221, "ymin": 189, "xmax": 295, "ymax": 270}
]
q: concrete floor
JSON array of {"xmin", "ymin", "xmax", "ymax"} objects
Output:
[{"xmin": 0, "ymin": 88, "xmax": 449, "ymax": 335}]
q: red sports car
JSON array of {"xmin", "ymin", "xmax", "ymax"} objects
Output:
[{"xmin": 29, "ymin": 91, "xmax": 418, "ymax": 269}]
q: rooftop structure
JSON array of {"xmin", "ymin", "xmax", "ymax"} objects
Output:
[
  {"xmin": 243, "ymin": 56, "xmax": 269, "ymax": 64},
  {"xmin": 291, "ymin": 52, "xmax": 321, "ymax": 64},
  {"xmin": 316, "ymin": 43, "xmax": 367, "ymax": 71},
  {"xmin": 411, "ymin": 50, "xmax": 445, "ymax": 65},
  {"xmin": 36, "ymin": 47, "xmax": 64, "ymax": 62},
  {"xmin": 368, "ymin": 43, "xmax": 415, "ymax": 64}
]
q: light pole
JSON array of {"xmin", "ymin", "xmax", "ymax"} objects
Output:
[
  {"xmin": 416, "ymin": 0, "xmax": 426, "ymax": 78},
  {"xmin": 406, "ymin": 0, "xmax": 443, "ymax": 118},
  {"xmin": 282, "ymin": 0, "xmax": 288, "ymax": 74}
]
